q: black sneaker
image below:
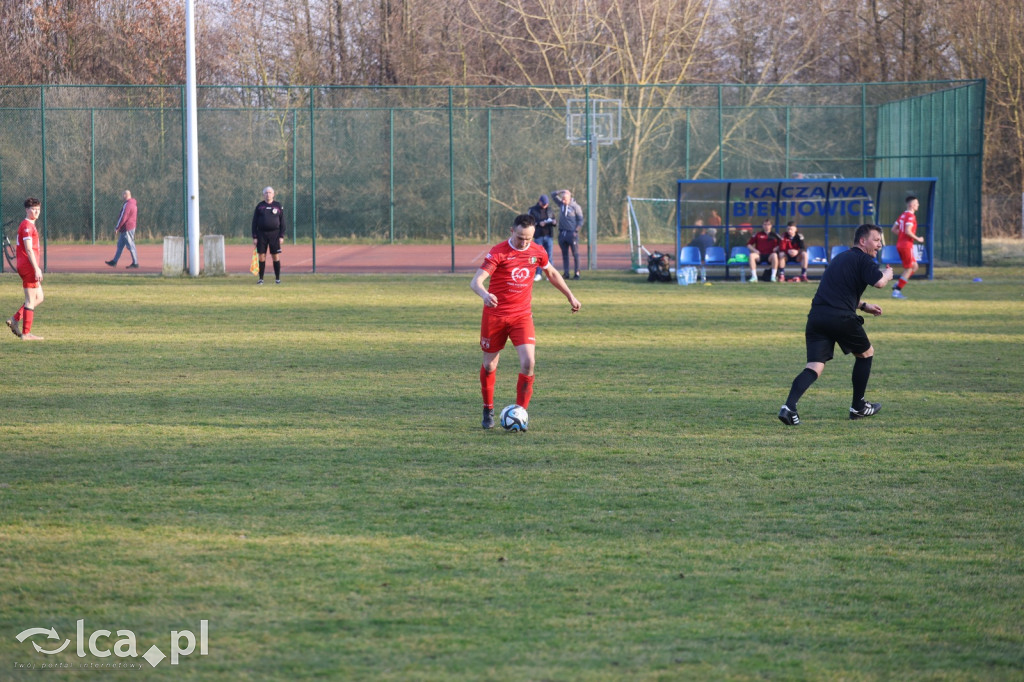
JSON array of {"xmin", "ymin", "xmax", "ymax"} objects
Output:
[
  {"xmin": 482, "ymin": 408, "xmax": 495, "ymax": 430},
  {"xmin": 778, "ymin": 405, "xmax": 800, "ymax": 426},
  {"xmin": 849, "ymin": 401, "xmax": 882, "ymax": 420},
  {"xmin": 126, "ymin": 263, "xmax": 139, "ymax": 269},
  {"xmin": 105, "ymin": 260, "xmax": 117, "ymax": 267}
]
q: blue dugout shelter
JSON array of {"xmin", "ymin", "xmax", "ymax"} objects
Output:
[{"xmin": 676, "ymin": 177, "xmax": 937, "ymax": 280}]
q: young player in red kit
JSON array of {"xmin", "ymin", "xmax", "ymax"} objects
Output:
[
  {"xmin": 470, "ymin": 214, "xmax": 581, "ymax": 429},
  {"xmin": 746, "ymin": 219, "xmax": 782, "ymax": 283},
  {"xmin": 6, "ymin": 197, "xmax": 46, "ymax": 341},
  {"xmin": 891, "ymin": 195, "xmax": 924, "ymax": 299}
]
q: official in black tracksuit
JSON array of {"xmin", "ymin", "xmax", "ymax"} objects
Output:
[
  {"xmin": 251, "ymin": 186, "xmax": 287, "ymax": 284},
  {"xmin": 778, "ymin": 223, "xmax": 894, "ymax": 425}
]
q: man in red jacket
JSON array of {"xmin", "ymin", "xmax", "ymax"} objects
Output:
[
  {"xmin": 105, "ymin": 189, "xmax": 139, "ymax": 269},
  {"xmin": 746, "ymin": 219, "xmax": 782, "ymax": 283}
]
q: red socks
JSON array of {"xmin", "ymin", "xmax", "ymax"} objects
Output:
[
  {"xmin": 516, "ymin": 373, "xmax": 535, "ymax": 409},
  {"xmin": 481, "ymin": 368, "xmax": 535, "ymax": 410},
  {"xmin": 895, "ymin": 277, "xmax": 907, "ymax": 290},
  {"xmin": 20, "ymin": 307, "xmax": 33, "ymax": 333},
  {"xmin": 480, "ymin": 366, "xmax": 496, "ymax": 409}
]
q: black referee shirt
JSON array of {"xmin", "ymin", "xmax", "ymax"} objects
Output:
[
  {"xmin": 810, "ymin": 247, "xmax": 883, "ymax": 314},
  {"xmin": 251, "ymin": 201, "xmax": 287, "ymax": 239}
]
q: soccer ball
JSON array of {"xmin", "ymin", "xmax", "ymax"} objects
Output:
[{"xmin": 499, "ymin": 404, "xmax": 529, "ymax": 432}]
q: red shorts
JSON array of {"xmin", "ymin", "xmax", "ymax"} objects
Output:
[
  {"xmin": 480, "ymin": 311, "xmax": 535, "ymax": 353},
  {"xmin": 18, "ymin": 266, "xmax": 40, "ymax": 289},
  {"xmin": 897, "ymin": 241, "xmax": 916, "ymax": 269}
]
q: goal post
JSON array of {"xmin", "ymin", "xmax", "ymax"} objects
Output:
[{"xmin": 626, "ymin": 196, "xmax": 677, "ymax": 271}]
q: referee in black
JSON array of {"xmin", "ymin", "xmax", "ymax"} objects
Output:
[
  {"xmin": 779, "ymin": 223, "xmax": 894, "ymax": 425},
  {"xmin": 251, "ymin": 186, "xmax": 287, "ymax": 284}
]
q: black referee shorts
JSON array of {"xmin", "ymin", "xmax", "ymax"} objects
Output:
[
  {"xmin": 805, "ymin": 309, "xmax": 871, "ymax": 363},
  {"xmin": 255, "ymin": 231, "xmax": 282, "ymax": 255}
]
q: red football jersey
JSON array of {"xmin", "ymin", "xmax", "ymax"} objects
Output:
[
  {"xmin": 480, "ymin": 239, "xmax": 549, "ymax": 318},
  {"xmin": 893, "ymin": 210, "xmax": 917, "ymax": 245},
  {"xmin": 747, "ymin": 231, "xmax": 781, "ymax": 257},
  {"xmin": 16, "ymin": 219, "xmax": 40, "ymax": 270}
]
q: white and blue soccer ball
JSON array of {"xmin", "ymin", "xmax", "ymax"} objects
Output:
[{"xmin": 499, "ymin": 404, "xmax": 529, "ymax": 432}]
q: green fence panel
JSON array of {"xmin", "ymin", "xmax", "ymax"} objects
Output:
[{"xmin": 0, "ymin": 81, "xmax": 984, "ymax": 270}]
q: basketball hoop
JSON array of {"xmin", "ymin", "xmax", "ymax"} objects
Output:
[{"xmin": 566, "ymin": 98, "xmax": 622, "ymax": 146}]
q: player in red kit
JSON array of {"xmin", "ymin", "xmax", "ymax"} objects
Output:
[
  {"xmin": 7, "ymin": 197, "xmax": 46, "ymax": 341},
  {"xmin": 746, "ymin": 219, "xmax": 783, "ymax": 283},
  {"xmin": 890, "ymin": 195, "xmax": 924, "ymax": 299},
  {"xmin": 470, "ymin": 214, "xmax": 581, "ymax": 429}
]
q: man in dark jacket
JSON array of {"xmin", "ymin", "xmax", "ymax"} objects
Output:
[{"xmin": 527, "ymin": 195, "xmax": 556, "ymax": 281}]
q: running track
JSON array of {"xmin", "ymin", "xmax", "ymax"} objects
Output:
[{"xmin": 30, "ymin": 242, "xmax": 671, "ymax": 275}]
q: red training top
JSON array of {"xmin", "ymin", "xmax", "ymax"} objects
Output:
[
  {"xmin": 480, "ymin": 239, "xmax": 550, "ymax": 318},
  {"xmin": 747, "ymin": 231, "xmax": 781, "ymax": 257},
  {"xmin": 16, "ymin": 219, "xmax": 40, "ymax": 271},
  {"xmin": 893, "ymin": 210, "xmax": 917, "ymax": 245},
  {"xmin": 116, "ymin": 198, "xmax": 138, "ymax": 233}
]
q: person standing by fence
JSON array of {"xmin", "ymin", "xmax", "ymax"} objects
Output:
[
  {"xmin": 252, "ymin": 186, "xmax": 287, "ymax": 285},
  {"xmin": 105, "ymin": 190, "xmax": 139, "ymax": 269},
  {"xmin": 553, "ymin": 189, "xmax": 583, "ymax": 280},
  {"xmin": 528, "ymin": 195, "xmax": 556, "ymax": 281}
]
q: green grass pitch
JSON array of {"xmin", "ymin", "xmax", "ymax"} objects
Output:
[{"xmin": 1, "ymin": 266, "xmax": 1022, "ymax": 680}]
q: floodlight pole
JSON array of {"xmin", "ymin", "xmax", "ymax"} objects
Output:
[{"xmin": 185, "ymin": 0, "xmax": 200, "ymax": 276}]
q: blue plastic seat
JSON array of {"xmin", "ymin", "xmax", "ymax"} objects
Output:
[
  {"xmin": 830, "ymin": 245, "xmax": 849, "ymax": 260},
  {"xmin": 727, "ymin": 246, "xmax": 749, "ymax": 264},
  {"xmin": 704, "ymin": 246, "xmax": 727, "ymax": 266},
  {"xmin": 679, "ymin": 246, "xmax": 702, "ymax": 267},
  {"xmin": 807, "ymin": 245, "xmax": 827, "ymax": 265},
  {"xmin": 879, "ymin": 244, "xmax": 901, "ymax": 265}
]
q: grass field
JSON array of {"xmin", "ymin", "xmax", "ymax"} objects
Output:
[{"xmin": 1, "ymin": 259, "xmax": 1023, "ymax": 680}]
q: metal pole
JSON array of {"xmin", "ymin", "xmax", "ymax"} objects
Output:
[
  {"xmin": 584, "ymin": 88, "xmax": 597, "ymax": 271},
  {"xmin": 862, "ymin": 84, "xmax": 868, "ymax": 178},
  {"xmin": 587, "ymin": 134, "xmax": 598, "ymax": 270},
  {"xmin": 292, "ymin": 108, "xmax": 297, "ymax": 244},
  {"xmin": 486, "ymin": 108, "xmax": 492, "ymax": 244},
  {"xmin": 185, "ymin": 0, "xmax": 201, "ymax": 276},
  {"xmin": 309, "ymin": 86, "xmax": 317, "ymax": 272},
  {"xmin": 180, "ymin": 85, "xmax": 188, "ymax": 265},
  {"xmin": 91, "ymin": 109, "xmax": 96, "ymax": 243},
  {"xmin": 717, "ymin": 85, "xmax": 724, "ymax": 179},
  {"xmin": 41, "ymin": 86, "xmax": 48, "ymax": 271},
  {"xmin": 389, "ymin": 108, "xmax": 395, "ymax": 244},
  {"xmin": 448, "ymin": 86, "xmax": 455, "ymax": 273}
]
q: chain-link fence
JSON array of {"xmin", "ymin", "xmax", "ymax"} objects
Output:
[{"xmin": 0, "ymin": 80, "xmax": 984, "ymax": 270}]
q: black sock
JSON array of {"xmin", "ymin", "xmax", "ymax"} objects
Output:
[
  {"xmin": 273, "ymin": 260, "xmax": 281, "ymax": 279},
  {"xmin": 258, "ymin": 261, "xmax": 266, "ymax": 279},
  {"xmin": 786, "ymin": 368, "xmax": 818, "ymax": 410},
  {"xmin": 852, "ymin": 356, "xmax": 873, "ymax": 408}
]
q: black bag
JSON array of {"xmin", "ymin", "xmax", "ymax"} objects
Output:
[{"xmin": 647, "ymin": 252, "xmax": 673, "ymax": 282}]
